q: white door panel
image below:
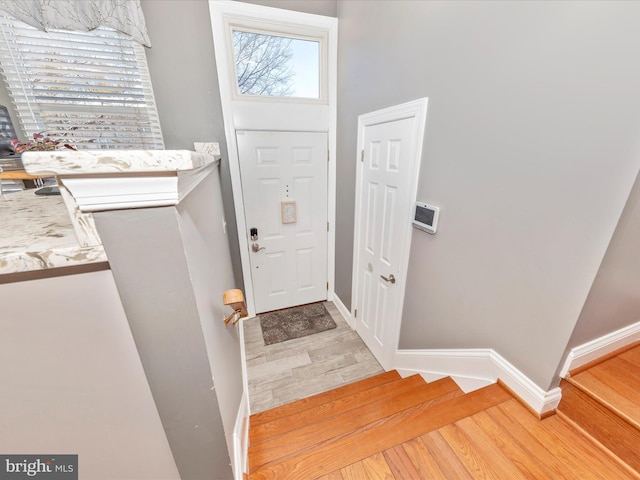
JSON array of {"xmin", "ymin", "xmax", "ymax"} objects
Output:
[
  {"xmin": 237, "ymin": 131, "xmax": 328, "ymax": 313},
  {"xmin": 354, "ymin": 108, "xmax": 425, "ymax": 369}
]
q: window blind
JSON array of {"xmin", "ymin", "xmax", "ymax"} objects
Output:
[{"xmin": 0, "ymin": 14, "xmax": 164, "ymax": 150}]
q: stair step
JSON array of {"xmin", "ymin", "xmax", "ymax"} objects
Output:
[
  {"xmin": 248, "ymin": 382, "xmax": 511, "ymax": 480},
  {"xmin": 250, "ymin": 369, "xmax": 401, "ymax": 427},
  {"xmin": 250, "ymin": 373, "xmax": 431, "ymax": 446},
  {"xmin": 249, "ymin": 376, "xmax": 462, "ymax": 471},
  {"xmin": 500, "ymin": 399, "xmax": 637, "ymax": 480},
  {"xmin": 558, "ymin": 378, "xmax": 640, "ymax": 473},
  {"xmin": 569, "ymin": 351, "xmax": 640, "ymax": 430},
  {"xmin": 558, "ymin": 343, "xmax": 640, "ymax": 475}
]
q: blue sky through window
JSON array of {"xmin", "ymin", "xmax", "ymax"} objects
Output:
[
  {"xmin": 289, "ymin": 39, "xmax": 319, "ymax": 98},
  {"xmin": 233, "ymin": 30, "xmax": 320, "ymax": 99}
]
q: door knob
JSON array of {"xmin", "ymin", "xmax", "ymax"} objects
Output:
[
  {"xmin": 380, "ymin": 273, "xmax": 396, "ymax": 284},
  {"xmin": 252, "ymin": 243, "xmax": 265, "ymax": 253}
]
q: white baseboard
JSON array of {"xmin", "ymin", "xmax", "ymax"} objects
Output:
[
  {"xmin": 489, "ymin": 350, "xmax": 562, "ymax": 416},
  {"xmin": 559, "ymin": 319, "xmax": 640, "ymax": 377},
  {"xmin": 394, "ymin": 348, "xmax": 561, "ymax": 416},
  {"xmin": 232, "ymin": 392, "xmax": 249, "ymax": 480},
  {"xmin": 331, "ymin": 294, "xmax": 353, "ymax": 328}
]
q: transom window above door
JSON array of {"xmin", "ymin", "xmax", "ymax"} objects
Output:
[{"xmin": 229, "ymin": 27, "xmax": 326, "ymax": 102}]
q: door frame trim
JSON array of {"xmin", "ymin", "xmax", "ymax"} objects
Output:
[
  {"xmin": 209, "ymin": 1, "xmax": 338, "ymax": 317},
  {"xmin": 351, "ymin": 98, "xmax": 429, "ymax": 369}
]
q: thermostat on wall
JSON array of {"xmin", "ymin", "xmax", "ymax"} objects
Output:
[{"xmin": 412, "ymin": 202, "xmax": 439, "ymax": 234}]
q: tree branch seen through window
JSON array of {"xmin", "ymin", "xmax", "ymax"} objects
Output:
[{"xmin": 233, "ymin": 31, "xmax": 295, "ymax": 96}]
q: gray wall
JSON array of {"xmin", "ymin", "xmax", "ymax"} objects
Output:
[
  {"xmin": 141, "ymin": 0, "xmax": 242, "ymax": 288},
  {"xmin": 562, "ymin": 168, "xmax": 640, "ymax": 353},
  {"xmin": 237, "ymin": 0, "xmax": 336, "ymax": 16},
  {"xmin": 336, "ymin": 0, "xmax": 640, "ymax": 390}
]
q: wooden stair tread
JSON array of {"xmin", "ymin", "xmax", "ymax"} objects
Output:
[
  {"xmin": 249, "ymin": 369, "xmax": 400, "ymax": 427},
  {"xmin": 484, "ymin": 402, "xmax": 578, "ymax": 479},
  {"xmin": 619, "ymin": 344, "xmax": 640, "ymax": 365},
  {"xmin": 249, "ymin": 376, "xmax": 462, "ymax": 470},
  {"xmin": 569, "ymin": 368, "xmax": 640, "ymax": 430},
  {"xmin": 250, "ymin": 373, "xmax": 436, "ymax": 445},
  {"xmin": 558, "ymin": 379, "xmax": 640, "ymax": 473},
  {"xmin": 502, "ymin": 399, "xmax": 634, "ymax": 480},
  {"xmin": 248, "ymin": 382, "xmax": 511, "ymax": 479}
]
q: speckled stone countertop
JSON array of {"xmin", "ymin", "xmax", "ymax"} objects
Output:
[
  {"xmin": 0, "ymin": 189, "xmax": 107, "ymax": 276},
  {"xmin": 2, "ymin": 146, "xmax": 219, "ymax": 278},
  {"xmin": 22, "ymin": 148, "xmax": 219, "ymax": 176}
]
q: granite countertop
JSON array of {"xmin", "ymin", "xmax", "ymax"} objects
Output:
[
  {"xmin": 0, "ymin": 189, "xmax": 107, "ymax": 275},
  {"xmin": 1, "ymin": 147, "xmax": 219, "ymax": 277},
  {"xmin": 22, "ymin": 148, "xmax": 220, "ymax": 176}
]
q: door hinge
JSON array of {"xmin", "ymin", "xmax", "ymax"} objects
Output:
[
  {"xmin": 327, "ymin": 150, "xmax": 330, "ymax": 162},
  {"xmin": 361, "ymin": 150, "xmax": 364, "ymax": 162},
  {"xmin": 354, "ymin": 309, "xmax": 358, "ymax": 318},
  {"xmin": 327, "ymin": 221, "xmax": 329, "ymax": 232},
  {"xmin": 326, "ymin": 281, "xmax": 329, "ymax": 290}
]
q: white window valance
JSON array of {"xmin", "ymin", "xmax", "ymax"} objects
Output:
[{"xmin": 0, "ymin": 0, "xmax": 150, "ymax": 47}]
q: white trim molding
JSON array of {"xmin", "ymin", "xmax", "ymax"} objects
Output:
[
  {"xmin": 61, "ymin": 163, "xmax": 216, "ymax": 212},
  {"xmin": 232, "ymin": 392, "xmax": 250, "ymax": 480},
  {"xmin": 394, "ymin": 348, "xmax": 562, "ymax": 416},
  {"xmin": 331, "ymin": 293, "xmax": 353, "ymax": 329},
  {"xmin": 559, "ymin": 319, "xmax": 640, "ymax": 377},
  {"xmin": 22, "ymin": 149, "xmax": 218, "ymax": 212}
]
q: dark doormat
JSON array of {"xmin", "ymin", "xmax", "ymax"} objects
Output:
[{"xmin": 259, "ymin": 302, "xmax": 337, "ymax": 345}]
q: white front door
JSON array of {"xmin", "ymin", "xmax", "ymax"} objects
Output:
[
  {"xmin": 237, "ymin": 130, "xmax": 328, "ymax": 314},
  {"xmin": 353, "ymin": 99, "xmax": 428, "ymax": 369}
]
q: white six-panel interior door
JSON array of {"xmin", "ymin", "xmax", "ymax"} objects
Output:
[
  {"xmin": 237, "ymin": 130, "xmax": 328, "ymax": 314},
  {"xmin": 353, "ymin": 99, "xmax": 428, "ymax": 370}
]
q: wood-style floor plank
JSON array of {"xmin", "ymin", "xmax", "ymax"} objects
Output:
[
  {"xmin": 421, "ymin": 430, "xmax": 474, "ymax": 479},
  {"xmin": 382, "ymin": 445, "xmax": 421, "ymax": 479},
  {"xmin": 486, "ymin": 401, "xmax": 587, "ymax": 479},
  {"xmin": 248, "ymin": 383, "xmax": 511, "ymax": 479},
  {"xmin": 250, "ymin": 369, "xmax": 400, "ymax": 427},
  {"xmin": 340, "ymin": 453, "xmax": 394, "ymax": 480},
  {"xmin": 438, "ymin": 423, "xmax": 504, "ymax": 480},
  {"xmin": 249, "ymin": 379, "xmax": 462, "ymax": 472},
  {"xmin": 315, "ymin": 471, "xmax": 343, "ymax": 480},
  {"xmin": 455, "ymin": 415, "xmax": 531, "ymax": 479},
  {"xmin": 400, "ymin": 437, "xmax": 448, "ymax": 480},
  {"xmin": 250, "ymin": 374, "xmax": 429, "ymax": 446},
  {"xmin": 471, "ymin": 410, "xmax": 555, "ymax": 480}
]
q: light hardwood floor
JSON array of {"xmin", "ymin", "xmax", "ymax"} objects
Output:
[
  {"xmin": 248, "ymin": 371, "xmax": 636, "ymax": 479},
  {"xmin": 243, "ymin": 301, "xmax": 384, "ymax": 413}
]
